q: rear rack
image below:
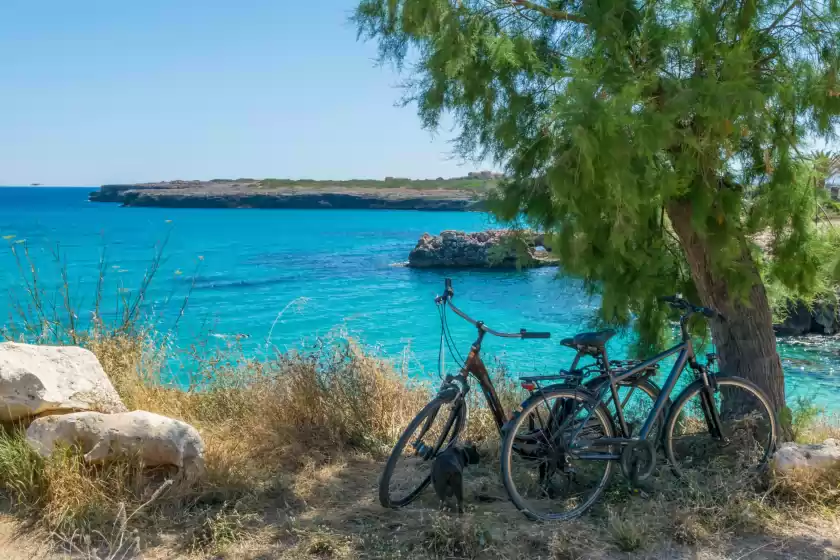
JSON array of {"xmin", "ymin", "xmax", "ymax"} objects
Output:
[
  {"xmin": 609, "ymin": 359, "xmax": 660, "ymax": 379},
  {"xmin": 519, "ymin": 371, "xmax": 584, "ymax": 392},
  {"xmin": 519, "ymin": 371, "xmax": 584, "ymax": 384}
]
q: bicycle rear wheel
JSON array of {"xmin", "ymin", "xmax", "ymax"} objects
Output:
[
  {"xmin": 379, "ymin": 396, "xmax": 465, "ymax": 509},
  {"xmin": 664, "ymin": 376, "xmax": 777, "ymax": 481},
  {"xmin": 501, "ymin": 388, "xmax": 614, "ymax": 521}
]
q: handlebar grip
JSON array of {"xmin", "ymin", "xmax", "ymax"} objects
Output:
[{"xmin": 521, "ymin": 330, "xmax": 551, "ymax": 339}]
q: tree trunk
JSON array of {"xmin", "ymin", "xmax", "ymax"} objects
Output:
[{"xmin": 667, "ymin": 200, "xmax": 786, "ymax": 414}]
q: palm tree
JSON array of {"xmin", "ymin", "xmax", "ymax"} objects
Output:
[{"xmin": 811, "ymin": 150, "xmax": 840, "ymax": 191}]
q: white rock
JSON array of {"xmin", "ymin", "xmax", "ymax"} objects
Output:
[
  {"xmin": 26, "ymin": 410, "xmax": 205, "ymax": 479},
  {"xmin": 0, "ymin": 342, "xmax": 126, "ymax": 421},
  {"xmin": 773, "ymin": 438, "xmax": 840, "ymax": 472}
]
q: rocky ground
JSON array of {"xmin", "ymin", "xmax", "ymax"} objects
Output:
[{"xmin": 2, "ymin": 457, "xmax": 839, "ymax": 559}]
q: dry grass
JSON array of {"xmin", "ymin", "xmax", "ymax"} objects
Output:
[{"xmin": 1, "ymin": 330, "xmax": 839, "ymax": 558}]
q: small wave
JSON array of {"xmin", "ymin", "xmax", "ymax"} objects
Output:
[
  {"xmin": 191, "ymin": 276, "xmax": 295, "ymax": 291},
  {"xmin": 209, "ymin": 333, "xmax": 251, "ymax": 340},
  {"xmin": 389, "ymin": 261, "xmax": 409, "ymax": 268}
]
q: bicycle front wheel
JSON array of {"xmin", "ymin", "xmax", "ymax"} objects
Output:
[
  {"xmin": 501, "ymin": 388, "xmax": 615, "ymax": 521},
  {"xmin": 378, "ymin": 396, "xmax": 465, "ymax": 509},
  {"xmin": 664, "ymin": 376, "xmax": 778, "ymax": 481}
]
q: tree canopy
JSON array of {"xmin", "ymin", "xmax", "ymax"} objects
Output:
[{"xmin": 355, "ymin": 0, "xmax": 840, "ymax": 355}]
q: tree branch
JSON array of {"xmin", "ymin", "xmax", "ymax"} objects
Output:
[
  {"xmin": 509, "ymin": 0, "xmax": 586, "ymax": 24},
  {"xmin": 761, "ymin": 0, "xmax": 800, "ymax": 34}
]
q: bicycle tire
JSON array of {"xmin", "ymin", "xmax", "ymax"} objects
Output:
[
  {"xmin": 378, "ymin": 396, "xmax": 466, "ymax": 509},
  {"xmin": 663, "ymin": 376, "xmax": 778, "ymax": 479},
  {"xmin": 500, "ymin": 387, "xmax": 615, "ymax": 521}
]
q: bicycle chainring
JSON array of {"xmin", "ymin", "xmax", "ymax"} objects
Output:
[{"xmin": 620, "ymin": 439, "xmax": 656, "ymax": 483}]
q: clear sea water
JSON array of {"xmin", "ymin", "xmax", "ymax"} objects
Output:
[{"xmin": 1, "ymin": 187, "xmax": 838, "ymax": 408}]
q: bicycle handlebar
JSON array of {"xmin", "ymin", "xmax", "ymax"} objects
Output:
[
  {"xmin": 659, "ymin": 295, "xmax": 725, "ymax": 321},
  {"xmin": 439, "ymin": 278, "xmax": 551, "ymax": 340}
]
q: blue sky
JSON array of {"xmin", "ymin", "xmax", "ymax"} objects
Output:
[{"xmin": 0, "ymin": 1, "xmax": 482, "ymax": 186}]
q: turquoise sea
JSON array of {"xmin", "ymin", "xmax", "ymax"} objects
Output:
[{"xmin": 1, "ymin": 187, "xmax": 839, "ymax": 408}]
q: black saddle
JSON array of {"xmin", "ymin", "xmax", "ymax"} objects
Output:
[{"xmin": 560, "ymin": 329, "xmax": 616, "ymax": 352}]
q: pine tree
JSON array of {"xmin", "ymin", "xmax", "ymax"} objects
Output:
[{"xmin": 355, "ymin": 0, "xmax": 840, "ymax": 413}]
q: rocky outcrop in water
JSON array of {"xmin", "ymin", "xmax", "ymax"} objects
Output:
[
  {"xmin": 774, "ymin": 299, "xmax": 840, "ymax": 336},
  {"xmin": 408, "ymin": 230, "xmax": 558, "ymax": 268}
]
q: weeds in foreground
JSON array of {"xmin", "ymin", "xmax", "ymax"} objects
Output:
[
  {"xmin": 186, "ymin": 500, "xmax": 259, "ymax": 554},
  {"xmin": 606, "ymin": 509, "xmax": 647, "ymax": 552},
  {"xmin": 424, "ymin": 513, "xmax": 494, "ymax": 559}
]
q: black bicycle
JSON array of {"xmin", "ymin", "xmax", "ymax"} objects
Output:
[
  {"xmin": 378, "ymin": 279, "xmax": 669, "ymax": 509},
  {"xmin": 500, "ymin": 296, "xmax": 779, "ymax": 521}
]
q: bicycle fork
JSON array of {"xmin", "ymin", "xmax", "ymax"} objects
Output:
[
  {"xmin": 412, "ymin": 398, "xmax": 463, "ymax": 460},
  {"xmin": 698, "ymin": 370, "xmax": 730, "ymax": 445}
]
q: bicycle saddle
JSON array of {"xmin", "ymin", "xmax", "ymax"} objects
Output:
[{"xmin": 560, "ymin": 329, "xmax": 616, "ymax": 350}]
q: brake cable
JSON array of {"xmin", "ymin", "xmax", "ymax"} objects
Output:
[{"xmin": 442, "ymin": 304, "xmax": 466, "ymax": 367}]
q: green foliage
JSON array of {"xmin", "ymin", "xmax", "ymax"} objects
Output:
[
  {"xmin": 355, "ymin": 0, "xmax": 840, "ymax": 350},
  {"xmin": 788, "ymin": 396, "xmax": 824, "ymax": 442},
  {"xmin": 0, "ymin": 429, "xmax": 45, "ymax": 508}
]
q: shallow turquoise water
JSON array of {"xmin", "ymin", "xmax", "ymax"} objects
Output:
[{"xmin": 0, "ymin": 188, "xmax": 837, "ymax": 408}]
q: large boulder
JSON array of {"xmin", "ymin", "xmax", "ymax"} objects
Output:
[
  {"xmin": 811, "ymin": 301, "xmax": 840, "ymax": 334},
  {"xmin": 773, "ymin": 439, "xmax": 840, "ymax": 472},
  {"xmin": 773, "ymin": 301, "xmax": 813, "ymax": 336},
  {"xmin": 774, "ymin": 299, "xmax": 840, "ymax": 336},
  {"xmin": 26, "ymin": 410, "xmax": 205, "ymax": 479},
  {"xmin": 407, "ymin": 230, "xmax": 558, "ymax": 268},
  {"xmin": 0, "ymin": 342, "xmax": 126, "ymax": 421}
]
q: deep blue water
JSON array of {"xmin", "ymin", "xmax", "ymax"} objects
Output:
[{"xmin": 0, "ymin": 187, "xmax": 838, "ymax": 408}]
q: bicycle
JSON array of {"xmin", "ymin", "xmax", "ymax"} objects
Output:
[
  {"xmin": 378, "ymin": 278, "xmax": 668, "ymax": 509},
  {"xmin": 500, "ymin": 296, "xmax": 779, "ymax": 521}
]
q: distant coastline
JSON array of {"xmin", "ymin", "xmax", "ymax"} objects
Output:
[{"xmin": 88, "ymin": 174, "xmax": 502, "ymax": 211}]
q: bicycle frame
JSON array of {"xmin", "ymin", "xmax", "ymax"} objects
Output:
[
  {"xmin": 436, "ymin": 283, "xmax": 550, "ymax": 433},
  {"xmin": 589, "ymin": 342, "xmax": 690, "ymax": 444},
  {"xmin": 457, "ymin": 328, "xmax": 509, "ymax": 431},
  {"xmin": 571, "ymin": 317, "xmax": 727, "ymax": 461},
  {"xmin": 436, "ymin": 285, "xmax": 725, "ymax": 464},
  {"xmin": 442, "ymin": 308, "xmax": 700, "ymax": 440}
]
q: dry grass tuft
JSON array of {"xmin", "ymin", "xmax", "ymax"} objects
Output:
[
  {"xmin": 423, "ymin": 512, "xmax": 494, "ymax": 559},
  {"xmin": 185, "ymin": 499, "xmax": 260, "ymax": 554},
  {"xmin": 605, "ymin": 508, "xmax": 647, "ymax": 552},
  {"xmin": 769, "ymin": 463, "xmax": 840, "ymax": 513}
]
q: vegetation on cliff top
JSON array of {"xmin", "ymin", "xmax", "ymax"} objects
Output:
[
  {"xmin": 255, "ymin": 175, "xmax": 500, "ymax": 191},
  {"xmin": 103, "ymin": 173, "xmax": 503, "ymax": 193}
]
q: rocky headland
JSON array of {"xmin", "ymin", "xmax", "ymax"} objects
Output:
[
  {"xmin": 408, "ymin": 230, "xmax": 558, "ymax": 268},
  {"xmin": 89, "ymin": 176, "xmax": 497, "ymax": 211}
]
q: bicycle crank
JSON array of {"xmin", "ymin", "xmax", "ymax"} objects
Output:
[{"xmin": 620, "ymin": 439, "xmax": 656, "ymax": 484}]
